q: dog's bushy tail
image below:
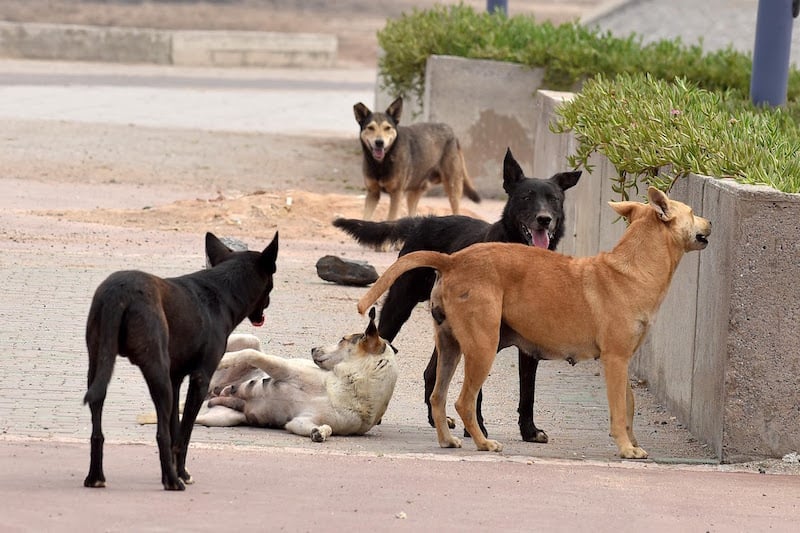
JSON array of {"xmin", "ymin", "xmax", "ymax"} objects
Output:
[
  {"xmin": 463, "ymin": 180, "xmax": 481, "ymax": 203},
  {"xmin": 357, "ymin": 251, "xmax": 452, "ymax": 315},
  {"xmin": 83, "ymin": 302, "xmax": 124, "ymax": 405},
  {"xmin": 333, "ymin": 217, "xmax": 420, "ymax": 249}
]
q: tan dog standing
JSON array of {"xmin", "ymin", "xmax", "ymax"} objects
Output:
[
  {"xmin": 354, "ymin": 97, "xmax": 480, "ymax": 220},
  {"xmin": 358, "ymin": 188, "xmax": 711, "ymax": 458}
]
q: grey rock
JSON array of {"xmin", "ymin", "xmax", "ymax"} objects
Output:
[{"xmin": 316, "ymin": 255, "xmax": 378, "ymax": 287}]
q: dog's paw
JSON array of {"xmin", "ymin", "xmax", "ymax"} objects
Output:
[
  {"xmin": 179, "ymin": 469, "xmax": 194, "ymax": 485},
  {"xmin": 477, "ymin": 439, "xmax": 503, "ymax": 453},
  {"xmin": 162, "ymin": 477, "xmax": 186, "ymax": 491},
  {"xmin": 83, "ymin": 477, "xmax": 106, "ymax": 488},
  {"xmin": 310, "ymin": 425, "xmax": 332, "ymax": 443},
  {"xmin": 619, "ymin": 446, "xmax": 648, "ymax": 459},
  {"xmin": 446, "ymin": 416, "xmax": 456, "ymax": 429},
  {"xmin": 521, "ymin": 427, "xmax": 549, "ymax": 444},
  {"xmin": 439, "ymin": 435, "xmax": 462, "ymax": 449}
]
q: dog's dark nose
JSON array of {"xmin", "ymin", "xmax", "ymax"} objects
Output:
[
  {"xmin": 374, "ymin": 139, "xmax": 384, "ymax": 148},
  {"xmin": 536, "ymin": 215, "xmax": 552, "ymax": 228}
]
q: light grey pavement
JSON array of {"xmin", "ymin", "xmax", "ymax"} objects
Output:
[
  {"xmin": 2, "ymin": 6, "xmax": 800, "ymax": 529},
  {"xmin": 0, "ymin": 60, "xmax": 374, "ymax": 136},
  {"xmin": 586, "ymin": 0, "xmax": 800, "ymax": 64}
]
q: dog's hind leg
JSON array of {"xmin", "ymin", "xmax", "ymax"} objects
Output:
[
  {"xmin": 456, "ymin": 346, "xmax": 502, "ymax": 452},
  {"xmin": 195, "ymin": 404, "xmax": 247, "ymax": 426},
  {"xmin": 141, "ymin": 366, "xmax": 185, "ymax": 490},
  {"xmin": 517, "ymin": 351, "xmax": 548, "ymax": 443},
  {"xmin": 84, "ymin": 395, "xmax": 107, "ymax": 488},
  {"xmin": 430, "ymin": 329, "xmax": 463, "ymax": 449},
  {"xmin": 377, "ymin": 268, "xmax": 437, "ymax": 342}
]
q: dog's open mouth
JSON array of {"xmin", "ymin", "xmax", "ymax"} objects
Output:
[
  {"xmin": 372, "ymin": 146, "xmax": 385, "ymax": 161},
  {"xmin": 696, "ymin": 233, "xmax": 709, "ymax": 246},
  {"xmin": 249, "ymin": 315, "xmax": 265, "ymax": 327},
  {"xmin": 522, "ymin": 226, "xmax": 552, "ymax": 249}
]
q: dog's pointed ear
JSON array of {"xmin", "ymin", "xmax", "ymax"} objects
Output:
[
  {"xmin": 259, "ymin": 232, "xmax": 279, "ymax": 274},
  {"xmin": 550, "ymin": 170, "xmax": 582, "ymax": 192},
  {"xmin": 502, "ymin": 148, "xmax": 525, "ymax": 193},
  {"xmin": 609, "ymin": 201, "xmax": 647, "ymax": 223},
  {"xmin": 353, "ymin": 102, "xmax": 371, "ymax": 125},
  {"xmin": 386, "ymin": 97, "xmax": 403, "ymax": 124},
  {"xmin": 362, "ymin": 307, "xmax": 385, "ymax": 353},
  {"xmin": 206, "ymin": 232, "xmax": 233, "ymax": 267},
  {"xmin": 647, "ymin": 187, "xmax": 675, "ymax": 222},
  {"xmin": 365, "ymin": 307, "xmax": 378, "ymax": 337}
]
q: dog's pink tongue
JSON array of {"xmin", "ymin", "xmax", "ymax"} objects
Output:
[
  {"xmin": 532, "ymin": 229, "xmax": 550, "ymax": 249},
  {"xmin": 250, "ymin": 316, "xmax": 265, "ymax": 327},
  {"xmin": 372, "ymin": 147, "xmax": 385, "ymax": 161}
]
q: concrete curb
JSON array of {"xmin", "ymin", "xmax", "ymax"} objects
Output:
[{"xmin": 0, "ymin": 20, "xmax": 337, "ymax": 68}]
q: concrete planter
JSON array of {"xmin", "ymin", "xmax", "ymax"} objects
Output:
[
  {"xmin": 533, "ymin": 89, "xmax": 800, "ymax": 461},
  {"xmin": 376, "ymin": 55, "xmax": 545, "ymax": 198}
]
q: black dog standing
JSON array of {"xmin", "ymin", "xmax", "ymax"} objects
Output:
[
  {"xmin": 335, "ymin": 149, "xmax": 580, "ymax": 442},
  {"xmin": 83, "ymin": 232, "xmax": 278, "ymax": 490}
]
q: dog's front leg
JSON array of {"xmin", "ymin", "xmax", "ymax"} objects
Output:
[
  {"xmin": 363, "ymin": 182, "xmax": 381, "ymax": 220},
  {"xmin": 174, "ymin": 372, "xmax": 211, "ymax": 484},
  {"xmin": 517, "ymin": 352, "xmax": 548, "ymax": 443},
  {"xmin": 386, "ymin": 188, "xmax": 405, "ymax": 220},
  {"xmin": 625, "ymin": 377, "xmax": 638, "ymax": 447},
  {"xmin": 602, "ymin": 356, "xmax": 647, "ymax": 459}
]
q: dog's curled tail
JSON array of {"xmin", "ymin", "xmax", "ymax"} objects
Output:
[
  {"xmin": 83, "ymin": 303, "xmax": 124, "ymax": 405},
  {"xmin": 357, "ymin": 251, "xmax": 452, "ymax": 315},
  {"xmin": 333, "ymin": 217, "xmax": 420, "ymax": 249}
]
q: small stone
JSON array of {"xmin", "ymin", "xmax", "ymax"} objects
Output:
[{"xmin": 316, "ymin": 255, "xmax": 378, "ymax": 286}]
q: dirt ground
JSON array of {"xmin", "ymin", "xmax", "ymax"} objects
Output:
[{"xmin": 0, "ymin": 0, "xmax": 596, "ymax": 239}]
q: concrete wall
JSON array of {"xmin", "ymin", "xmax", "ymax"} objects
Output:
[
  {"xmin": 532, "ymin": 89, "xmax": 800, "ymax": 461},
  {"xmin": 376, "ymin": 55, "xmax": 546, "ymax": 198},
  {"xmin": 424, "ymin": 56, "xmax": 545, "ymax": 198},
  {"xmin": 0, "ymin": 21, "xmax": 336, "ymax": 68}
]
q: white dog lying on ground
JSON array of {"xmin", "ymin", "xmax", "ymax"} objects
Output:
[{"xmin": 195, "ymin": 309, "xmax": 399, "ymax": 442}]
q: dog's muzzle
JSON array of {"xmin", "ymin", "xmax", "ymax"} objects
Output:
[{"xmin": 249, "ymin": 314, "xmax": 265, "ymax": 327}]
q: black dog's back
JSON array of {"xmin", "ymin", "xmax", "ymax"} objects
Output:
[{"xmin": 335, "ymin": 150, "xmax": 580, "ymax": 341}]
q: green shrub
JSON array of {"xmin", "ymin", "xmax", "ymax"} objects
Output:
[
  {"xmin": 377, "ymin": 4, "xmax": 800, "ymax": 104},
  {"xmin": 551, "ymin": 74, "xmax": 800, "ymax": 195}
]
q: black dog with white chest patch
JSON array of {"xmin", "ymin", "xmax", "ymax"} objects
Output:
[{"xmin": 335, "ymin": 149, "xmax": 580, "ymax": 442}]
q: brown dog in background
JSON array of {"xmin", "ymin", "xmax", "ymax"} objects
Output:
[
  {"xmin": 354, "ymin": 97, "xmax": 480, "ymax": 220},
  {"xmin": 358, "ymin": 188, "xmax": 711, "ymax": 459}
]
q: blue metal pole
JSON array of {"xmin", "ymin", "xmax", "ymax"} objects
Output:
[
  {"xmin": 487, "ymin": 0, "xmax": 508, "ymax": 16},
  {"xmin": 750, "ymin": 0, "xmax": 797, "ymax": 106}
]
